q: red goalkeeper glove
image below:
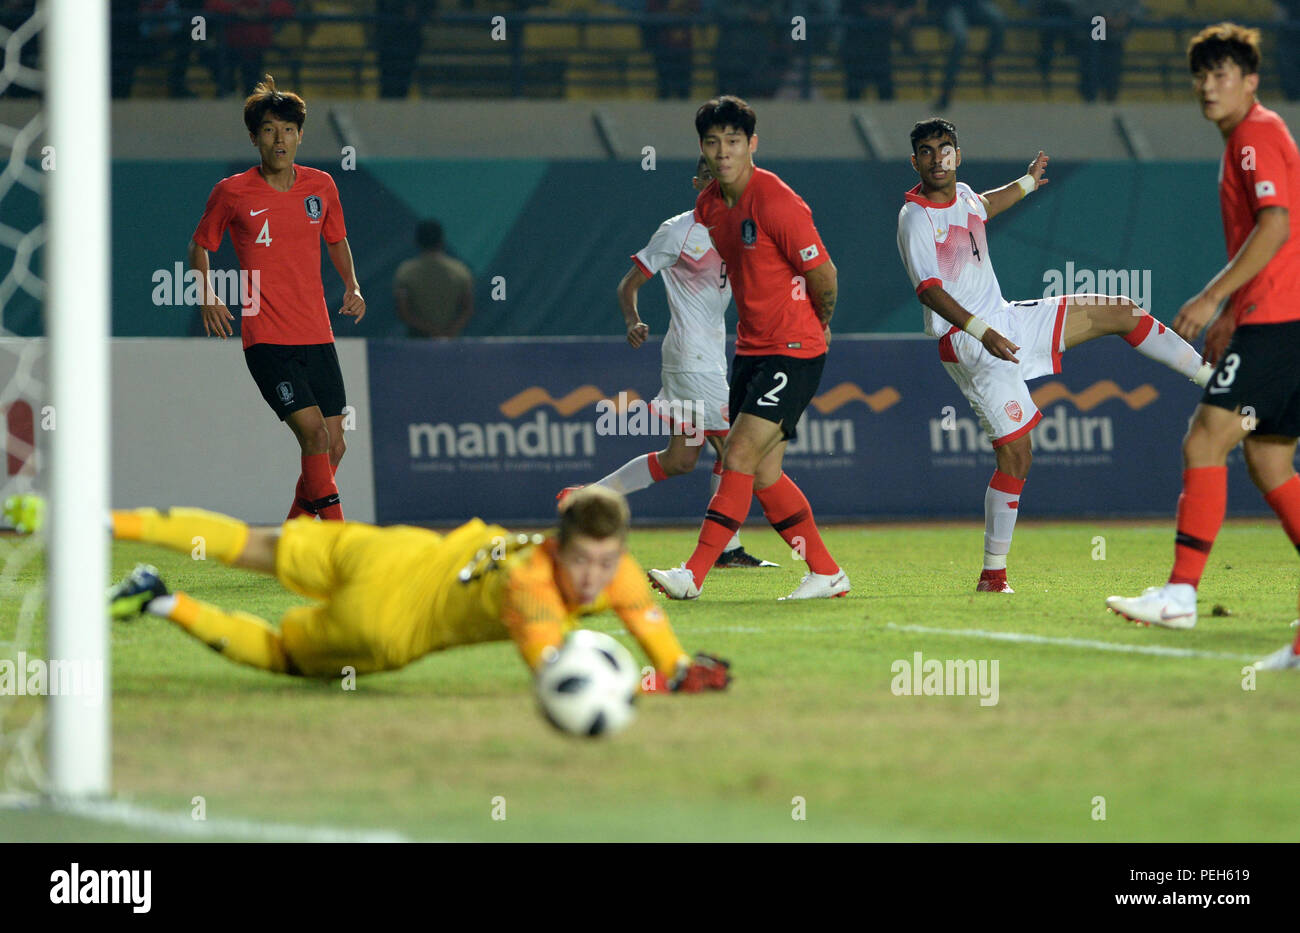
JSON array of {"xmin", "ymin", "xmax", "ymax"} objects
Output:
[{"xmin": 645, "ymin": 653, "xmax": 731, "ymax": 693}]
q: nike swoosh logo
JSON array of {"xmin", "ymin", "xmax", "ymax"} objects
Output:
[
  {"xmin": 250, "ymin": 209, "xmax": 269, "ymax": 216},
  {"xmin": 1207, "ymin": 386, "xmax": 1230, "ymax": 394},
  {"xmin": 1160, "ymin": 609, "xmax": 1193, "ymax": 620},
  {"xmin": 756, "ymin": 398, "xmax": 777, "ymax": 406}
]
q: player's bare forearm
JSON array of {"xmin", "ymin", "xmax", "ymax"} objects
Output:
[
  {"xmin": 1174, "ymin": 208, "xmax": 1289, "ymax": 340},
  {"xmin": 805, "ymin": 260, "xmax": 838, "ymax": 326},
  {"xmin": 327, "ymin": 238, "xmax": 366, "ymax": 322},
  {"xmin": 919, "ymin": 284, "xmax": 975, "ymax": 330},
  {"xmin": 979, "ymin": 183, "xmax": 1025, "ymax": 220},
  {"xmin": 981, "ymin": 151, "xmax": 1049, "ymax": 221},
  {"xmin": 617, "ymin": 265, "xmax": 651, "ymax": 347},
  {"xmin": 920, "ymin": 285, "xmax": 1019, "ymax": 362},
  {"xmin": 1203, "ymin": 207, "xmax": 1289, "ymax": 305},
  {"xmin": 188, "ymin": 238, "xmax": 234, "ymax": 337},
  {"xmin": 326, "ymin": 238, "xmax": 359, "ymax": 290}
]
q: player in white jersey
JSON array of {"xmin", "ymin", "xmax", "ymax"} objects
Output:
[
  {"xmin": 559, "ymin": 157, "xmax": 776, "ymax": 568},
  {"xmin": 896, "ymin": 118, "xmax": 1214, "ymax": 593}
]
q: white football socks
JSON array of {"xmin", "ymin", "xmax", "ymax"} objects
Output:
[
  {"xmin": 984, "ymin": 471, "xmax": 1025, "ymax": 571},
  {"xmin": 1125, "ymin": 314, "xmax": 1204, "ymax": 381},
  {"xmin": 595, "ymin": 454, "xmax": 657, "ymax": 496}
]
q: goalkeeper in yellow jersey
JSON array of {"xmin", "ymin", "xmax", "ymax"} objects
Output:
[{"xmin": 105, "ymin": 486, "xmax": 730, "ymax": 693}]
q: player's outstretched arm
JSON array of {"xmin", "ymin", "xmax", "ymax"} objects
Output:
[
  {"xmin": 616, "ymin": 265, "xmax": 652, "ymax": 348},
  {"xmin": 327, "ymin": 238, "xmax": 366, "ymax": 323},
  {"xmin": 187, "ymin": 239, "xmax": 234, "ymax": 338},
  {"xmin": 1172, "ymin": 206, "xmax": 1290, "ymax": 342},
  {"xmin": 980, "ymin": 151, "xmax": 1049, "ymax": 221},
  {"xmin": 919, "ymin": 284, "xmax": 1020, "ymax": 363}
]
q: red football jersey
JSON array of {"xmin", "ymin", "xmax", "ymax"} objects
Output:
[
  {"xmin": 193, "ymin": 165, "xmax": 347, "ymax": 348},
  {"xmin": 1219, "ymin": 102, "xmax": 1300, "ymax": 325},
  {"xmin": 694, "ymin": 167, "xmax": 830, "ymax": 357}
]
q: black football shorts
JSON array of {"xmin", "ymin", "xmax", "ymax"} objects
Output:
[
  {"xmin": 244, "ymin": 342, "xmax": 347, "ymax": 421},
  {"xmin": 728, "ymin": 353, "xmax": 826, "ymax": 441},
  {"xmin": 1200, "ymin": 321, "xmax": 1300, "ymax": 438}
]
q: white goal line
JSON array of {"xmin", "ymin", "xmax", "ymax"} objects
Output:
[{"xmin": 0, "ymin": 794, "xmax": 417, "ymax": 843}]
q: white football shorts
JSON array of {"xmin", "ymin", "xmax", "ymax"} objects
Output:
[
  {"xmin": 650, "ymin": 369, "xmax": 731, "ymax": 436},
  {"xmin": 937, "ymin": 296, "xmax": 1067, "ymax": 446}
]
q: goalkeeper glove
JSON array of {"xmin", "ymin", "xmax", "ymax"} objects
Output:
[{"xmin": 645, "ymin": 653, "xmax": 731, "ymax": 693}]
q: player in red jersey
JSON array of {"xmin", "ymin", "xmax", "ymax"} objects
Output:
[
  {"xmin": 187, "ymin": 75, "xmax": 365, "ymax": 521},
  {"xmin": 648, "ymin": 96, "xmax": 849, "ymax": 601},
  {"xmin": 1104, "ymin": 25, "xmax": 1300, "ymax": 659}
]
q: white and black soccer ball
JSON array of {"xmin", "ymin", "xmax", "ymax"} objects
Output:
[{"xmin": 535, "ymin": 630, "xmax": 639, "ymax": 737}]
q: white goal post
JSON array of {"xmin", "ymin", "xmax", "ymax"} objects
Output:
[{"xmin": 44, "ymin": 0, "xmax": 111, "ymax": 798}]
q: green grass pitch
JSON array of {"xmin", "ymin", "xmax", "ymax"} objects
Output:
[{"xmin": 2, "ymin": 519, "xmax": 1299, "ymax": 842}]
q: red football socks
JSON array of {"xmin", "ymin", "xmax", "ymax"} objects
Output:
[
  {"xmin": 1168, "ymin": 466, "xmax": 1227, "ymax": 587},
  {"xmin": 685, "ymin": 469, "xmax": 753, "ymax": 587},
  {"xmin": 755, "ymin": 472, "xmax": 838, "ymax": 575},
  {"xmin": 1264, "ymin": 474, "xmax": 1300, "ymax": 554},
  {"xmin": 299, "ymin": 452, "xmax": 343, "ymax": 521}
]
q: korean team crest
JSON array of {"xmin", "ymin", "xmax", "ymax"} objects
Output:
[
  {"xmin": 303, "ymin": 195, "xmax": 322, "ymax": 219},
  {"xmin": 741, "ymin": 218, "xmax": 757, "ymax": 245},
  {"xmin": 1004, "ymin": 400, "xmax": 1023, "ymax": 423},
  {"xmin": 277, "ymin": 381, "xmax": 295, "ymax": 404}
]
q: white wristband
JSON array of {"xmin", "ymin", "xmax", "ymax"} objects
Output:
[
  {"xmin": 1016, "ymin": 174, "xmax": 1036, "ymax": 198},
  {"xmin": 963, "ymin": 316, "xmax": 990, "ymax": 341}
]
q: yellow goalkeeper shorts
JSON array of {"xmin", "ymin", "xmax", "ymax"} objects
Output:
[{"xmin": 274, "ymin": 518, "xmax": 446, "ymax": 676}]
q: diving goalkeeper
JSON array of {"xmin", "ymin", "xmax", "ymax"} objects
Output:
[{"xmin": 105, "ymin": 486, "xmax": 729, "ymax": 692}]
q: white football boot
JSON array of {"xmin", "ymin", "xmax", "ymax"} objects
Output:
[
  {"xmin": 647, "ymin": 565, "xmax": 701, "ymax": 600},
  {"xmin": 779, "ymin": 569, "xmax": 850, "ymax": 600},
  {"xmin": 1105, "ymin": 583, "xmax": 1198, "ymax": 629},
  {"xmin": 1252, "ymin": 640, "xmax": 1300, "ymax": 671}
]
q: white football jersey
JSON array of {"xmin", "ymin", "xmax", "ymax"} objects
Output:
[
  {"xmin": 632, "ymin": 210, "xmax": 729, "ymax": 375},
  {"xmin": 897, "ymin": 182, "xmax": 1005, "ymax": 337}
]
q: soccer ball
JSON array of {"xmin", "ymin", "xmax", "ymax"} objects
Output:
[{"xmin": 535, "ymin": 630, "xmax": 639, "ymax": 737}]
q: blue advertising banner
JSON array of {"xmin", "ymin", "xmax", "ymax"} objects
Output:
[{"xmin": 368, "ymin": 336, "xmax": 1272, "ymax": 525}]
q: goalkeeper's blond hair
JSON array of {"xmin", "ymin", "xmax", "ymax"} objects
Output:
[{"xmin": 557, "ymin": 486, "xmax": 630, "ymax": 547}]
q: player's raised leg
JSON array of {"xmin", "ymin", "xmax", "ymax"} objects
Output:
[
  {"xmin": 1106, "ymin": 404, "xmax": 1249, "ymax": 628},
  {"xmin": 979, "ymin": 433, "xmax": 1031, "ymax": 593},
  {"xmin": 1061, "ymin": 294, "xmax": 1213, "ymax": 385}
]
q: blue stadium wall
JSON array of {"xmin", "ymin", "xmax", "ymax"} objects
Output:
[{"xmin": 1, "ymin": 158, "xmax": 1226, "ymax": 338}]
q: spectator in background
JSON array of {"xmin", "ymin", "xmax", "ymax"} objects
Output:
[
  {"xmin": 1035, "ymin": 0, "xmax": 1078, "ymax": 93},
  {"xmin": 203, "ymin": 0, "xmax": 295, "ymax": 96},
  {"xmin": 1276, "ymin": 0, "xmax": 1300, "ymax": 100},
  {"xmin": 714, "ymin": 0, "xmax": 786, "ymax": 99},
  {"xmin": 1078, "ymin": 0, "xmax": 1139, "ymax": 103},
  {"xmin": 394, "ymin": 220, "xmax": 474, "ymax": 338},
  {"xmin": 376, "ymin": 0, "xmax": 428, "ymax": 99},
  {"xmin": 645, "ymin": 0, "xmax": 700, "ymax": 99},
  {"xmin": 933, "ymin": 0, "xmax": 1005, "ymax": 109},
  {"xmin": 842, "ymin": 0, "xmax": 917, "ymax": 101}
]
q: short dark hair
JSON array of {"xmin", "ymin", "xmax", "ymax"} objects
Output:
[
  {"xmin": 1188, "ymin": 22, "xmax": 1261, "ymax": 75},
  {"xmin": 910, "ymin": 117, "xmax": 958, "ymax": 154},
  {"xmin": 243, "ymin": 74, "xmax": 306, "ymax": 135},
  {"xmin": 557, "ymin": 486, "xmax": 630, "ymax": 547},
  {"xmin": 416, "ymin": 219, "xmax": 444, "ymax": 251},
  {"xmin": 695, "ymin": 96, "xmax": 757, "ymax": 140}
]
